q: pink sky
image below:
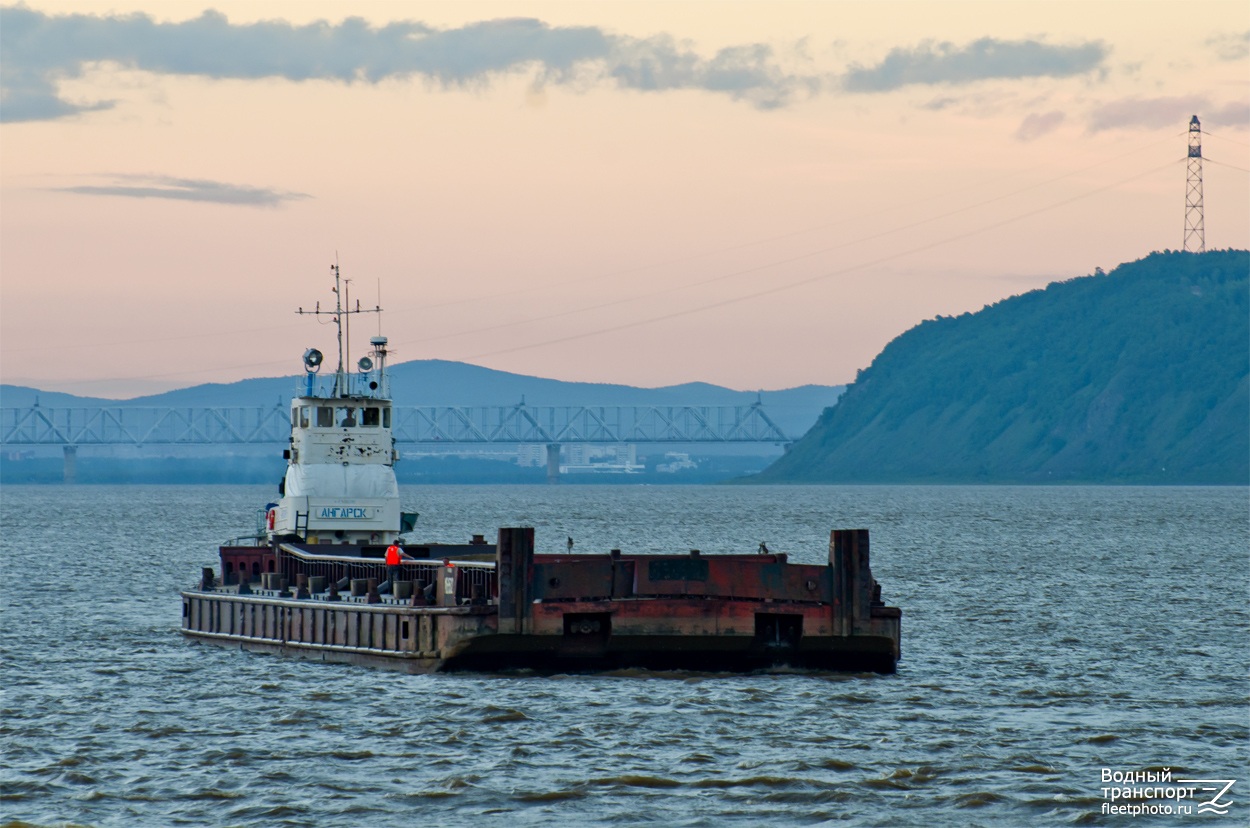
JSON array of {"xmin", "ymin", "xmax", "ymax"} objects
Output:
[{"xmin": 2, "ymin": 1, "xmax": 1247, "ymax": 398}]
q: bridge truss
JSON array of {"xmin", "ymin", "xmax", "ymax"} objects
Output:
[{"xmin": 0, "ymin": 404, "xmax": 792, "ymax": 447}]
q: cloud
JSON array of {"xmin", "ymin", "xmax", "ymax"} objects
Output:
[
  {"xmin": 1207, "ymin": 30, "xmax": 1250, "ymax": 61},
  {"xmin": 1014, "ymin": 110, "xmax": 1065, "ymax": 141},
  {"xmin": 1205, "ymin": 100, "xmax": 1250, "ymax": 128},
  {"xmin": 842, "ymin": 37, "xmax": 1107, "ymax": 92},
  {"xmin": 1210, "ymin": 100, "xmax": 1250, "ymax": 126},
  {"xmin": 1086, "ymin": 95, "xmax": 1208, "ymax": 132},
  {"xmin": 1084, "ymin": 96, "xmax": 1248, "ymax": 133},
  {"xmin": 53, "ymin": 175, "xmax": 311, "ymax": 206},
  {"xmin": 921, "ymin": 96, "xmax": 960, "ymax": 111},
  {"xmin": 0, "ymin": 6, "xmax": 822, "ymax": 122},
  {"xmin": 606, "ymin": 37, "xmax": 818, "ymax": 108},
  {"xmin": 0, "ymin": 70, "xmax": 118, "ymax": 122}
]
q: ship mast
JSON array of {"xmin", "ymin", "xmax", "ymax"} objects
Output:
[
  {"xmin": 296, "ymin": 262, "xmax": 382, "ymax": 398},
  {"xmin": 333, "ymin": 264, "xmax": 346, "ymax": 396}
]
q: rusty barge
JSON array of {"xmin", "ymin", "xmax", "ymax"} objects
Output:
[
  {"xmin": 180, "ymin": 266, "xmax": 902, "ymax": 673},
  {"xmin": 184, "ymin": 527, "xmax": 901, "ymax": 673}
]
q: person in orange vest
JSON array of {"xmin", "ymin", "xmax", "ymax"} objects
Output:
[{"xmin": 385, "ymin": 542, "xmax": 407, "ymax": 585}]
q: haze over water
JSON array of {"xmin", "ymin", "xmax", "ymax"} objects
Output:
[{"xmin": 2, "ymin": 484, "xmax": 1247, "ymax": 826}]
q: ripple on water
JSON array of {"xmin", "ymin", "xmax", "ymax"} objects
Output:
[
  {"xmin": 181, "ymin": 788, "xmax": 245, "ymax": 800},
  {"xmin": 514, "ymin": 787, "xmax": 589, "ymax": 802},
  {"xmin": 590, "ymin": 774, "xmax": 683, "ymax": 789},
  {"xmin": 952, "ymin": 790, "xmax": 1012, "ymax": 808},
  {"xmin": 479, "ymin": 707, "xmax": 530, "ymax": 723}
]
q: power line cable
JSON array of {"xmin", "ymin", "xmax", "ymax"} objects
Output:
[
  {"xmin": 4, "ymin": 320, "xmax": 306, "ymax": 355},
  {"xmin": 462, "ymin": 159, "xmax": 1180, "ymax": 362},
  {"xmin": 394, "ymin": 134, "xmax": 1185, "ymax": 350},
  {"xmin": 394, "ymin": 131, "xmax": 1184, "ymax": 317},
  {"xmin": 1205, "ymin": 157, "xmax": 1250, "ymax": 174},
  {"xmin": 34, "ymin": 136, "xmax": 1189, "ymax": 387},
  {"xmin": 22, "ymin": 356, "xmax": 306, "ymax": 389},
  {"xmin": 11, "ymin": 134, "xmax": 1185, "ymax": 364},
  {"xmin": 49, "ymin": 156, "xmax": 1185, "ymax": 388},
  {"xmin": 1203, "ymin": 130, "xmax": 1250, "ymax": 149}
]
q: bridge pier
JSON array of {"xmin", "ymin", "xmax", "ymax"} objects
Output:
[
  {"xmin": 546, "ymin": 443, "xmax": 561, "ymax": 484},
  {"xmin": 63, "ymin": 445, "xmax": 77, "ymax": 484}
]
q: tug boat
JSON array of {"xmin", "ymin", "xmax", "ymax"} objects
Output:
[{"xmin": 180, "ymin": 267, "xmax": 902, "ymax": 673}]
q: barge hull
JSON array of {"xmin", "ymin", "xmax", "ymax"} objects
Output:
[
  {"xmin": 183, "ymin": 630, "xmax": 444, "ymax": 674},
  {"xmin": 181, "ymin": 527, "xmax": 901, "ymax": 674}
]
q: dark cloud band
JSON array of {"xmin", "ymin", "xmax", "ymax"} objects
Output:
[
  {"xmin": 0, "ymin": 7, "xmax": 815, "ymax": 121},
  {"xmin": 0, "ymin": 7, "xmax": 1112, "ymax": 124},
  {"xmin": 1086, "ymin": 96, "xmax": 1250, "ymax": 132}
]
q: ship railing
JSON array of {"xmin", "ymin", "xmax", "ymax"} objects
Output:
[
  {"xmin": 276, "ymin": 544, "xmax": 497, "ymax": 599},
  {"xmin": 452, "ymin": 563, "xmax": 495, "ymax": 605},
  {"xmin": 292, "ymin": 372, "xmax": 389, "ymax": 400}
]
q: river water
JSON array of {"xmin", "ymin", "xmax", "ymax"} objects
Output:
[{"xmin": 2, "ymin": 484, "xmax": 1247, "ymax": 827}]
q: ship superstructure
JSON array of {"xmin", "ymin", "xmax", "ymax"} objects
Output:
[{"xmin": 267, "ymin": 265, "xmax": 411, "ymax": 546}]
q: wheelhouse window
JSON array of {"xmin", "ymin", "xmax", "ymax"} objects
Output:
[
  {"xmin": 299, "ymin": 406, "xmax": 311, "ymax": 428},
  {"xmin": 383, "ymin": 407, "xmax": 392, "ymax": 428},
  {"xmin": 362, "ymin": 407, "xmax": 380, "ymax": 427},
  {"xmin": 316, "ymin": 407, "xmax": 334, "ymax": 427},
  {"xmin": 336, "ymin": 407, "xmax": 357, "ymax": 427}
]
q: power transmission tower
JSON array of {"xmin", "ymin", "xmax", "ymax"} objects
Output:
[{"xmin": 1184, "ymin": 115, "xmax": 1204, "ymax": 252}]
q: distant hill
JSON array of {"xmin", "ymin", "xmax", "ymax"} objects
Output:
[
  {"xmin": 0, "ymin": 386, "xmax": 114, "ymax": 408},
  {"xmin": 1, "ymin": 361, "xmax": 843, "ymax": 441},
  {"xmin": 754, "ymin": 250, "xmax": 1249, "ymax": 484}
]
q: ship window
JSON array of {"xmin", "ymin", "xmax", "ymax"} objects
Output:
[
  {"xmin": 317, "ymin": 407, "xmax": 334, "ymax": 427},
  {"xmin": 291, "ymin": 409, "xmax": 299, "ymax": 427},
  {"xmin": 362, "ymin": 407, "xmax": 380, "ymax": 427},
  {"xmin": 383, "ymin": 407, "xmax": 391, "ymax": 428},
  {"xmin": 300, "ymin": 406, "xmax": 311, "ymax": 428},
  {"xmin": 337, "ymin": 407, "xmax": 357, "ymax": 427}
]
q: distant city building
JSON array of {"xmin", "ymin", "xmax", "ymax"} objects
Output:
[
  {"xmin": 656, "ymin": 452, "xmax": 698, "ymax": 474},
  {"xmin": 518, "ymin": 443, "xmax": 642, "ymax": 474},
  {"xmin": 516, "ymin": 444, "xmax": 548, "ymax": 467}
]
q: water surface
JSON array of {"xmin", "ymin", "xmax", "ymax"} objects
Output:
[{"xmin": 2, "ymin": 485, "xmax": 1246, "ymax": 826}]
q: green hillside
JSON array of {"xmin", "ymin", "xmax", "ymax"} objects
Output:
[{"xmin": 756, "ymin": 250, "xmax": 1249, "ymax": 484}]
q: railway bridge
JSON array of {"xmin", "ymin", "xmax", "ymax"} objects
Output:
[{"xmin": 1, "ymin": 402, "xmax": 794, "ymax": 482}]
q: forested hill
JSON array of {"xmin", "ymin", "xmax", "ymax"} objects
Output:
[{"xmin": 755, "ymin": 250, "xmax": 1249, "ymax": 484}]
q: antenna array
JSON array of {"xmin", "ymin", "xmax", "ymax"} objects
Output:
[{"xmin": 296, "ymin": 263, "xmax": 382, "ymax": 397}]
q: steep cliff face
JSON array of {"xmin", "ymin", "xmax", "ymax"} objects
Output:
[{"xmin": 757, "ymin": 250, "xmax": 1249, "ymax": 484}]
